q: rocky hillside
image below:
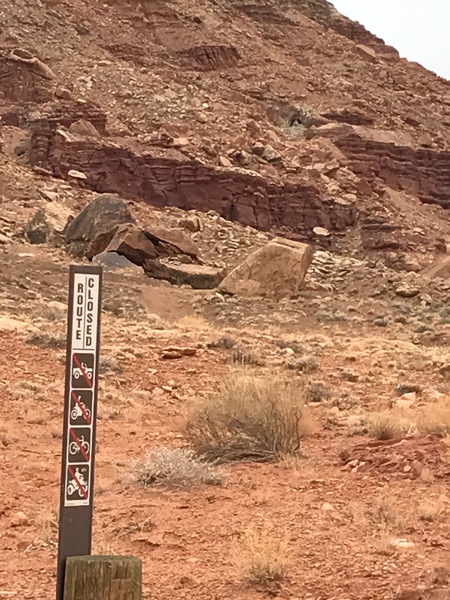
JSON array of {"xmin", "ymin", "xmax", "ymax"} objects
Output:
[{"xmin": 1, "ymin": 0, "xmax": 450, "ymax": 257}]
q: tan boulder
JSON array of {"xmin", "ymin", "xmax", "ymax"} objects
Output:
[
  {"xmin": 25, "ymin": 202, "xmax": 72, "ymax": 246},
  {"xmin": 218, "ymin": 238, "xmax": 313, "ymax": 298}
]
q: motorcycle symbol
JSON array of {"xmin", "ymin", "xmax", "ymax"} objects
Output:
[
  {"xmin": 73, "ymin": 363, "xmax": 93, "ymax": 380},
  {"xmin": 71, "ymin": 399, "xmax": 91, "ymax": 421},
  {"xmin": 67, "ymin": 468, "xmax": 88, "ymax": 498},
  {"xmin": 69, "ymin": 435, "xmax": 90, "ymax": 456}
]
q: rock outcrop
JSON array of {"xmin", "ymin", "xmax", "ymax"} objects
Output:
[
  {"xmin": 333, "ymin": 129, "xmax": 450, "ymax": 209},
  {"xmin": 64, "ymin": 194, "xmax": 135, "ymax": 258},
  {"xmin": 28, "ymin": 125, "xmax": 356, "ymax": 238},
  {"xmin": 219, "ymin": 238, "xmax": 313, "ymax": 298}
]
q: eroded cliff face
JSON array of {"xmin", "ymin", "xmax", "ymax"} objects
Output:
[
  {"xmin": 1, "ymin": 0, "xmax": 450, "ymax": 253},
  {"xmin": 28, "ymin": 122, "xmax": 356, "ymax": 237},
  {"xmin": 335, "ymin": 132, "xmax": 450, "ymax": 209}
]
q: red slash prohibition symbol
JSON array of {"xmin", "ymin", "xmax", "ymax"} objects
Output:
[
  {"xmin": 71, "ymin": 391, "xmax": 92, "ymax": 425},
  {"xmin": 68, "ymin": 465, "xmax": 88, "ymax": 500},
  {"xmin": 72, "ymin": 354, "xmax": 94, "ymax": 388}
]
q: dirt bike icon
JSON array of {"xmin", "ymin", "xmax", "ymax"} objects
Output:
[
  {"xmin": 73, "ymin": 363, "xmax": 93, "ymax": 380},
  {"xmin": 69, "ymin": 435, "xmax": 90, "ymax": 456},
  {"xmin": 71, "ymin": 400, "xmax": 91, "ymax": 421},
  {"xmin": 67, "ymin": 468, "xmax": 88, "ymax": 498}
]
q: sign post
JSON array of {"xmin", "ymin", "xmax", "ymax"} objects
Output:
[{"xmin": 56, "ymin": 265, "xmax": 102, "ymax": 600}]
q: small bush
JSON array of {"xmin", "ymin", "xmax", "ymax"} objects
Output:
[
  {"xmin": 26, "ymin": 330, "xmax": 66, "ymax": 349},
  {"xmin": 420, "ymin": 401, "xmax": 450, "ymax": 437},
  {"xmin": 187, "ymin": 372, "xmax": 310, "ymax": 463},
  {"xmin": 285, "ymin": 355, "xmax": 319, "ymax": 373},
  {"xmin": 130, "ymin": 447, "xmax": 223, "ymax": 488},
  {"xmin": 368, "ymin": 412, "xmax": 412, "ymax": 441},
  {"xmin": 373, "ymin": 495, "xmax": 411, "ymax": 533},
  {"xmin": 231, "ymin": 347, "xmax": 263, "ymax": 366},
  {"xmin": 231, "ymin": 523, "xmax": 289, "ymax": 588},
  {"xmin": 418, "ymin": 497, "xmax": 445, "ymax": 522},
  {"xmin": 146, "ymin": 313, "xmax": 168, "ymax": 330},
  {"xmin": 99, "ymin": 355, "xmax": 122, "ymax": 374},
  {"xmin": 307, "ymin": 381, "xmax": 332, "ymax": 403}
]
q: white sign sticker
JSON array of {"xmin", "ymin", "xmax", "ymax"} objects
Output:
[{"xmin": 72, "ymin": 273, "xmax": 100, "ymax": 351}]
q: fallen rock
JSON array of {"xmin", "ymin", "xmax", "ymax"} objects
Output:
[
  {"xmin": 10, "ymin": 511, "xmax": 29, "ymax": 528},
  {"xmin": 93, "ymin": 251, "xmax": 138, "ymax": 270},
  {"xmin": 0, "ymin": 233, "xmax": 10, "ymax": 245},
  {"xmin": 354, "ymin": 44, "xmax": 378, "ymax": 62},
  {"xmin": 143, "ymin": 260, "xmax": 225, "ymax": 289},
  {"xmin": 395, "ymin": 284, "xmax": 420, "ymax": 298},
  {"xmin": 391, "ymin": 538, "xmax": 416, "ymax": 550},
  {"xmin": 64, "ymin": 194, "xmax": 134, "ymax": 259},
  {"xmin": 161, "ymin": 346, "xmax": 197, "ymax": 359},
  {"xmin": 262, "ymin": 145, "xmax": 282, "ymax": 163},
  {"xmin": 106, "ymin": 224, "xmax": 158, "ymax": 265},
  {"xmin": 179, "ymin": 216, "xmax": 203, "ymax": 233},
  {"xmin": 25, "ymin": 202, "xmax": 72, "ymax": 245},
  {"xmin": 146, "ymin": 225, "xmax": 199, "ymax": 258},
  {"xmin": 106, "ymin": 222, "xmax": 199, "ymax": 267},
  {"xmin": 218, "ymin": 238, "xmax": 313, "ymax": 298},
  {"xmin": 68, "ymin": 169, "xmax": 87, "ymax": 180}
]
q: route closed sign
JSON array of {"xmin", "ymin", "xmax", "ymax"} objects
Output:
[
  {"xmin": 56, "ymin": 266, "xmax": 102, "ymax": 600},
  {"xmin": 72, "ymin": 273, "xmax": 100, "ymax": 351}
]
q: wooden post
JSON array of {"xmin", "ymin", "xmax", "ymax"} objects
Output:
[{"xmin": 63, "ymin": 556, "xmax": 142, "ymax": 600}]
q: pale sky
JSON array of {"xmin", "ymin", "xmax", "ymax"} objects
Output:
[{"xmin": 332, "ymin": 0, "xmax": 450, "ymax": 80}]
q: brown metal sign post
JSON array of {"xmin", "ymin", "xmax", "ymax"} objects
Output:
[{"xmin": 56, "ymin": 265, "xmax": 102, "ymax": 600}]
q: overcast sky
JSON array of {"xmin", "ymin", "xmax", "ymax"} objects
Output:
[{"xmin": 332, "ymin": 0, "xmax": 450, "ymax": 80}]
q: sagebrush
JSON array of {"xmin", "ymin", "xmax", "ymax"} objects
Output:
[{"xmin": 187, "ymin": 372, "xmax": 312, "ymax": 463}]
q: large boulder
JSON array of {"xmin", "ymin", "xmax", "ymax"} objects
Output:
[
  {"xmin": 218, "ymin": 238, "xmax": 313, "ymax": 298},
  {"xmin": 105, "ymin": 224, "xmax": 158, "ymax": 265},
  {"xmin": 143, "ymin": 260, "xmax": 225, "ymax": 289},
  {"xmin": 105, "ymin": 223, "xmax": 199, "ymax": 266},
  {"xmin": 64, "ymin": 194, "xmax": 134, "ymax": 259},
  {"xmin": 25, "ymin": 202, "xmax": 72, "ymax": 246},
  {"xmin": 145, "ymin": 225, "xmax": 199, "ymax": 258}
]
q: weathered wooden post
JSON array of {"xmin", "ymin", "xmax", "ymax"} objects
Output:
[{"xmin": 63, "ymin": 556, "xmax": 142, "ymax": 600}]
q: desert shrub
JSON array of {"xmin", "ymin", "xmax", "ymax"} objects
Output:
[
  {"xmin": 231, "ymin": 523, "xmax": 289, "ymax": 588},
  {"xmin": 419, "ymin": 400, "xmax": 450, "ymax": 437},
  {"xmin": 306, "ymin": 380, "xmax": 332, "ymax": 403},
  {"xmin": 99, "ymin": 355, "xmax": 122, "ymax": 374},
  {"xmin": 368, "ymin": 412, "xmax": 412, "ymax": 440},
  {"xmin": 230, "ymin": 347, "xmax": 263, "ymax": 366},
  {"xmin": 26, "ymin": 330, "xmax": 66, "ymax": 349},
  {"xmin": 187, "ymin": 372, "xmax": 310, "ymax": 463},
  {"xmin": 130, "ymin": 447, "xmax": 223, "ymax": 488}
]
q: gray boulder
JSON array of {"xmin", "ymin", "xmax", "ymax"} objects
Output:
[{"xmin": 64, "ymin": 194, "xmax": 134, "ymax": 259}]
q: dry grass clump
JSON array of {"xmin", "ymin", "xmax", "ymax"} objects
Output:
[
  {"xmin": 418, "ymin": 496, "xmax": 446, "ymax": 522},
  {"xmin": 368, "ymin": 411, "xmax": 414, "ymax": 440},
  {"xmin": 231, "ymin": 523, "xmax": 289, "ymax": 588},
  {"xmin": 373, "ymin": 495, "xmax": 412, "ymax": 533},
  {"xmin": 419, "ymin": 400, "xmax": 450, "ymax": 437},
  {"xmin": 230, "ymin": 347, "xmax": 263, "ymax": 366},
  {"xmin": 26, "ymin": 330, "xmax": 66, "ymax": 349},
  {"xmin": 99, "ymin": 355, "xmax": 122, "ymax": 374},
  {"xmin": 146, "ymin": 313, "xmax": 169, "ymax": 330},
  {"xmin": 130, "ymin": 447, "xmax": 223, "ymax": 488},
  {"xmin": 187, "ymin": 371, "xmax": 312, "ymax": 463}
]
